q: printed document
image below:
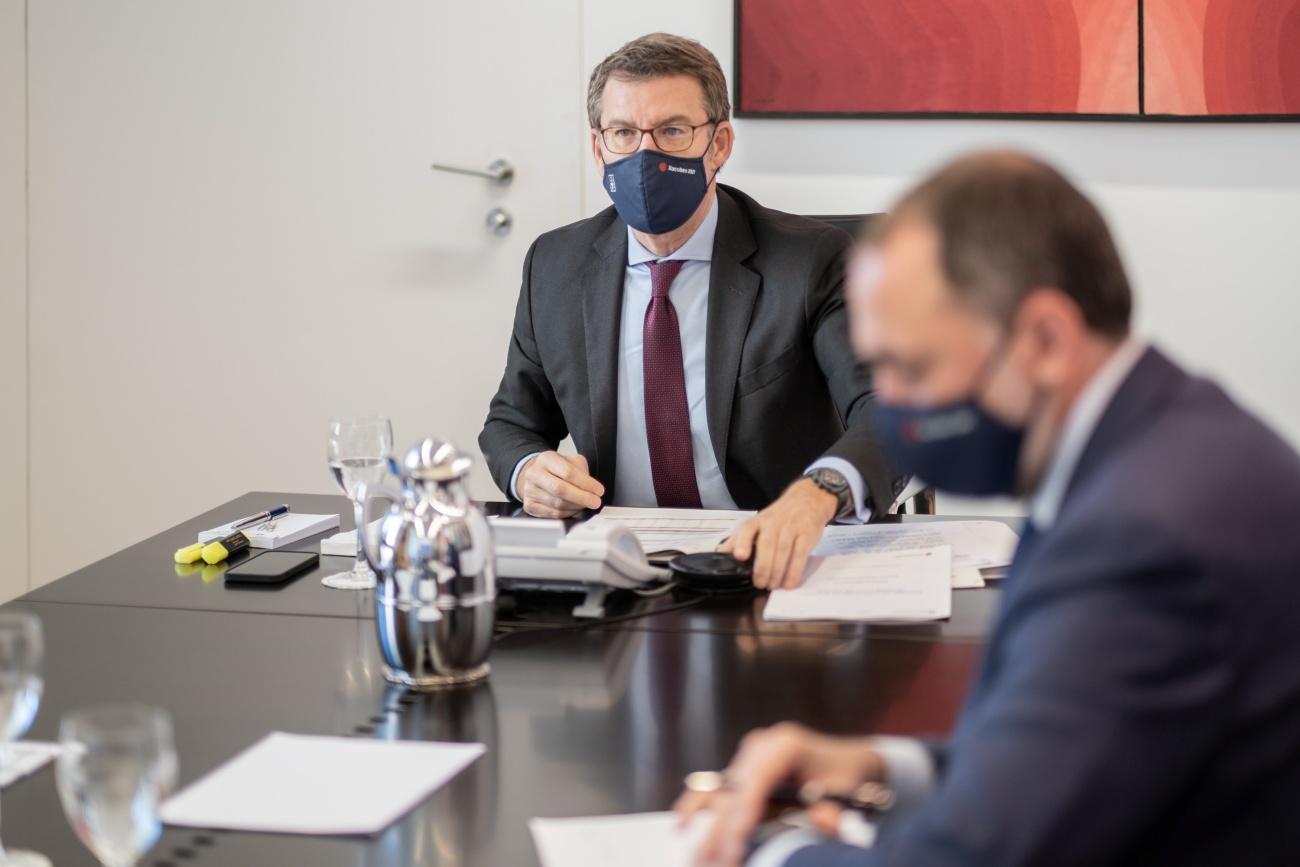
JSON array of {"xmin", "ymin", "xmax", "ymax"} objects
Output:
[
  {"xmin": 764, "ymin": 544, "xmax": 952, "ymax": 622},
  {"xmin": 581, "ymin": 507, "xmax": 755, "ymax": 556},
  {"xmin": 815, "ymin": 521, "xmax": 1019, "ymax": 589}
]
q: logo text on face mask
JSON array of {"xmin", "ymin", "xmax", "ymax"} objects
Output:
[
  {"xmin": 902, "ymin": 407, "xmax": 979, "ymax": 444},
  {"xmin": 607, "ymin": 174, "xmax": 616, "ymax": 192},
  {"xmin": 666, "ymin": 165, "xmax": 697, "ymax": 175}
]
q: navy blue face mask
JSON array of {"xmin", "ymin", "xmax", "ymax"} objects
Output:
[
  {"xmin": 602, "ymin": 138, "xmax": 715, "ymax": 235},
  {"xmin": 869, "ymin": 352, "xmax": 1027, "ymax": 497}
]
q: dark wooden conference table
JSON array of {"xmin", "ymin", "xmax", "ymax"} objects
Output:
[{"xmin": 6, "ymin": 492, "xmax": 1014, "ymax": 867}]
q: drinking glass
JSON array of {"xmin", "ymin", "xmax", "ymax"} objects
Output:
[
  {"xmin": 323, "ymin": 415, "xmax": 394, "ymax": 590},
  {"xmin": 0, "ymin": 612, "xmax": 51, "ymax": 867},
  {"xmin": 56, "ymin": 705, "xmax": 177, "ymax": 867}
]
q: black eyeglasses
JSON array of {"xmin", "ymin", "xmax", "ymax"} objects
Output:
[{"xmin": 599, "ymin": 121, "xmax": 717, "ymax": 155}]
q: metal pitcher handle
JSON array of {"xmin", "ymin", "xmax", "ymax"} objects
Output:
[{"xmin": 354, "ymin": 478, "xmax": 404, "ymax": 575}]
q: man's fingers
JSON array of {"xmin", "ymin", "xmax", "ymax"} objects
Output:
[
  {"xmin": 766, "ymin": 526, "xmax": 798, "ymax": 591},
  {"xmin": 807, "ymin": 801, "xmax": 846, "ymax": 836},
  {"xmin": 781, "ymin": 534, "xmax": 815, "ymax": 589},
  {"xmin": 726, "ymin": 520, "xmax": 759, "ymax": 562},
  {"xmin": 529, "ymin": 453, "xmax": 602, "ymax": 508},
  {"xmin": 672, "ymin": 789, "xmax": 714, "ymax": 826},
  {"xmin": 557, "ymin": 453, "xmax": 605, "ymax": 498},
  {"xmin": 752, "ymin": 523, "xmax": 780, "ymax": 588},
  {"xmin": 535, "ymin": 472, "xmax": 602, "ymax": 511},
  {"xmin": 522, "ymin": 499, "xmax": 573, "ymax": 519},
  {"xmin": 699, "ymin": 727, "xmax": 805, "ymax": 864}
]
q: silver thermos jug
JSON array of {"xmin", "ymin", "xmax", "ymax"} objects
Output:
[{"xmin": 357, "ymin": 438, "xmax": 495, "ymax": 688}]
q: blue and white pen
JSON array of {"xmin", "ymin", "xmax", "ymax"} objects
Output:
[{"xmin": 231, "ymin": 504, "xmax": 290, "ymax": 531}]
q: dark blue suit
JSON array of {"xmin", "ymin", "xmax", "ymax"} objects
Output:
[{"xmin": 789, "ymin": 348, "xmax": 1300, "ymax": 865}]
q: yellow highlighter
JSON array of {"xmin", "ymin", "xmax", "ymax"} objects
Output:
[
  {"xmin": 200, "ymin": 530, "xmax": 251, "ymax": 565},
  {"xmin": 174, "ymin": 543, "xmax": 205, "ymax": 565}
]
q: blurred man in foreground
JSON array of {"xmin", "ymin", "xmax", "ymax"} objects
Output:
[{"xmin": 677, "ymin": 151, "xmax": 1300, "ymax": 865}]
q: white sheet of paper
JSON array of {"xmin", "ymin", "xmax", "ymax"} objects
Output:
[
  {"xmin": 764, "ymin": 545, "xmax": 953, "ymax": 622},
  {"xmin": 1, "ymin": 742, "xmax": 62, "ymax": 789},
  {"xmin": 530, "ymin": 811, "xmax": 711, "ymax": 867},
  {"xmin": 816, "ymin": 521, "xmax": 1018, "ymax": 588},
  {"xmin": 583, "ymin": 507, "xmax": 755, "ymax": 556},
  {"xmin": 951, "ymin": 566, "xmax": 985, "ymax": 589},
  {"xmin": 159, "ymin": 732, "xmax": 484, "ymax": 836}
]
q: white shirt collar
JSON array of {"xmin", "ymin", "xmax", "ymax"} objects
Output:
[
  {"xmin": 626, "ymin": 194, "xmax": 718, "ymax": 266},
  {"xmin": 1029, "ymin": 338, "xmax": 1148, "ymax": 530}
]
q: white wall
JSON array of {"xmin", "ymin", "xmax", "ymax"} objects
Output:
[
  {"xmin": 25, "ymin": 1, "xmax": 582, "ymax": 588},
  {"xmin": 0, "ymin": 0, "xmax": 27, "ymax": 600}
]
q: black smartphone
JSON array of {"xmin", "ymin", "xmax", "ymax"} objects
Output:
[{"xmin": 224, "ymin": 551, "xmax": 319, "ymax": 586}]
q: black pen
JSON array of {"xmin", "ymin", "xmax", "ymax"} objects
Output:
[
  {"xmin": 683, "ymin": 771, "xmax": 894, "ymax": 813},
  {"xmin": 231, "ymin": 504, "xmax": 290, "ymax": 531}
]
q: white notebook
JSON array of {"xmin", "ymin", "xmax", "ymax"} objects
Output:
[
  {"xmin": 197, "ymin": 513, "xmax": 339, "ymax": 549},
  {"xmin": 160, "ymin": 732, "xmax": 484, "ymax": 836}
]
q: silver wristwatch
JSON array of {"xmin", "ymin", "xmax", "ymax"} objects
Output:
[{"xmin": 803, "ymin": 467, "xmax": 855, "ymax": 520}]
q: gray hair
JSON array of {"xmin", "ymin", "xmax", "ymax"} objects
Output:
[{"xmin": 587, "ymin": 32, "xmax": 731, "ymax": 129}]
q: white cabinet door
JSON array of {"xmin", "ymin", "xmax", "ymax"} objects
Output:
[{"xmin": 28, "ymin": 1, "xmax": 585, "ymax": 586}]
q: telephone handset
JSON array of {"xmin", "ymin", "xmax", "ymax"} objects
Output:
[{"xmin": 489, "ymin": 516, "xmax": 670, "ymax": 590}]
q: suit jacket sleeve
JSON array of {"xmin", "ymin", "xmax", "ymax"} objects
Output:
[
  {"xmin": 805, "ymin": 228, "xmax": 902, "ymax": 515},
  {"xmin": 785, "ymin": 518, "xmax": 1232, "ymax": 866},
  {"xmin": 478, "ymin": 238, "xmax": 569, "ymax": 496}
]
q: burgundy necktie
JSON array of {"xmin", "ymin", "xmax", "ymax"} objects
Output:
[{"xmin": 643, "ymin": 259, "xmax": 702, "ymax": 508}]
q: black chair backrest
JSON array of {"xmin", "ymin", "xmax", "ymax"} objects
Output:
[
  {"xmin": 806, "ymin": 213, "xmax": 880, "ymax": 240},
  {"xmin": 805, "ymin": 211, "xmax": 936, "ymax": 515}
]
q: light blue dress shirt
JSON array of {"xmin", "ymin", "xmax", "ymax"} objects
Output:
[{"xmin": 513, "ymin": 193, "xmax": 871, "ymax": 517}]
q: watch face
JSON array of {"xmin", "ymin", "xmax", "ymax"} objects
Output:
[{"xmin": 812, "ymin": 469, "xmax": 849, "ymax": 493}]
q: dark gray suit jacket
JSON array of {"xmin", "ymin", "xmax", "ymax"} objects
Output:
[
  {"xmin": 479, "ymin": 184, "xmax": 897, "ymax": 512},
  {"xmin": 788, "ymin": 347, "xmax": 1300, "ymax": 865}
]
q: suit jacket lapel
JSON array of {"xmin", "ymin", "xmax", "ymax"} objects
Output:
[
  {"xmin": 705, "ymin": 189, "xmax": 760, "ymax": 479},
  {"xmin": 582, "ymin": 216, "xmax": 629, "ymax": 492}
]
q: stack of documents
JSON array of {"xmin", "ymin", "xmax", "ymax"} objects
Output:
[
  {"xmin": 763, "ymin": 521, "xmax": 1020, "ymax": 624},
  {"xmin": 530, "ymin": 812, "xmax": 711, "ymax": 867},
  {"xmin": 815, "ymin": 521, "xmax": 1020, "ymax": 589},
  {"xmin": 198, "ymin": 514, "xmax": 339, "ymax": 549},
  {"xmin": 160, "ymin": 732, "xmax": 484, "ymax": 835},
  {"xmin": 579, "ymin": 507, "xmax": 755, "ymax": 557},
  {"xmin": 765, "ymin": 545, "xmax": 953, "ymax": 623}
]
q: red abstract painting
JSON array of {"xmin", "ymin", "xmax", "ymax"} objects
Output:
[
  {"xmin": 1145, "ymin": 0, "xmax": 1300, "ymax": 115},
  {"xmin": 737, "ymin": 0, "xmax": 1300, "ymax": 118}
]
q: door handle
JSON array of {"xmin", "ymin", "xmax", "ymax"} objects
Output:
[{"xmin": 429, "ymin": 158, "xmax": 515, "ymax": 186}]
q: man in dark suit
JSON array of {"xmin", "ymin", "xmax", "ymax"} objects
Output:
[
  {"xmin": 677, "ymin": 152, "xmax": 1300, "ymax": 865},
  {"xmin": 479, "ymin": 33, "xmax": 898, "ymax": 588}
]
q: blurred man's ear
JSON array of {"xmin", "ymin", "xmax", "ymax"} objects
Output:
[{"xmin": 1013, "ymin": 288, "xmax": 1090, "ymax": 389}]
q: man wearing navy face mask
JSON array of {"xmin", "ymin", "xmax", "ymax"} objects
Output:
[
  {"xmin": 676, "ymin": 152, "xmax": 1300, "ymax": 865},
  {"xmin": 481, "ymin": 33, "xmax": 901, "ymax": 587}
]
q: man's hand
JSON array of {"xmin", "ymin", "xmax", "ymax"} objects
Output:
[
  {"xmin": 720, "ymin": 479, "xmax": 837, "ymax": 589},
  {"xmin": 674, "ymin": 722, "xmax": 884, "ymax": 867},
  {"xmin": 518, "ymin": 451, "xmax": 604, "ymax": 518}
]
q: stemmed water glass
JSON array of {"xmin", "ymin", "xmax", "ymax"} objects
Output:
[
  {"xmin": 0, "ymin": 612, "xmax": 51, "ymax": 867},
  {"xmin": 55, "ymin": 704, "xmax": 178, "ymax": 867},
  {"xmin": 323, "ymin": 415, "xmax": 394, "ymax": 590}
]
